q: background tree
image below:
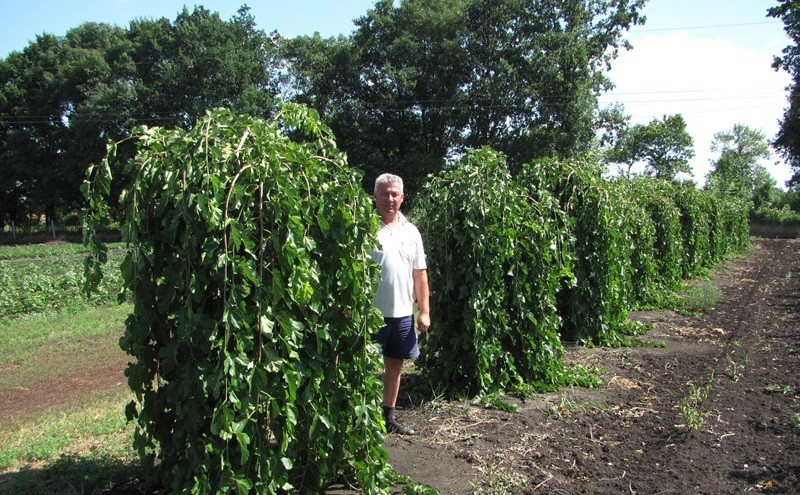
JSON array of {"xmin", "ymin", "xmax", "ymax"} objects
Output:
[
  {"xmin": 0, "ymin": 32, "xmax": 107, "ymax": 227},
  {"xmin": 284, "ymin": 0, "xmax": 646, "ymax": 196},
  {"xmin": 128, "ymin": 6, "xmax": 278, "ymax": 128},
  {"xmin": 768, "ymin": 0, "xmax": 800, "ymax": 189},
  {"xmin": 605, "ymin": 114, "xmax": 694, "ymax": 181},
  {"xmin": 458, "ymin": 0, "xmax": 646, "ymax": 166},
  {"xmin": 705, "ymin": 123, "xmax": 778, "ymax": 211},
  {"xmin": 0, "ymin": 6, "xmax": 279, "ymax": 228}
]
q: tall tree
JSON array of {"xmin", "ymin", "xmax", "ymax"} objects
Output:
[
  {"xmin": 705, "ymin": 123, "xmax": 774, "ymax": 209},
  {"xmin": 606, "ymin": 114, "xmax": 694, "ymax": 181},
  {"xmin": 128, "ymin": 6, "xmax": 279, "ymax": 129},
  {"xmin": 0, "ymin": 31, "xmax": 107, "ymax": 225},
  {"xmin": 0, "ymin": 6, "xmax": 279, "ymax": 224},
  {"xmin": 459, "ymin": 0, "xmax": 646, "ymax": 165},
  {"xmin": 283, "ymin": 0, "xmax": 646, "ymax": 196},
  {"xmin": 768, "ymin": 0, "xmax": 800, "ymax": 188}
]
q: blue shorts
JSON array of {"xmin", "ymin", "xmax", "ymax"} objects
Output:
[{"xmin": 374, "ymin": 316, "xmax": 419, "ymax": 360}]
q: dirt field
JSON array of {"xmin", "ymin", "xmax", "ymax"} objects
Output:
[{"xmin": 1, "ymin": 238, "xmax": 798, "ymax": 494}]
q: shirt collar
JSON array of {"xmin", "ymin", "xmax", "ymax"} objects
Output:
[{"xmin": 379, "ymin": 210, "xmax": 407, "ymax": 228}]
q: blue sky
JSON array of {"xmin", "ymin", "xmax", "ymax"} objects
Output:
[{"xmin": 0, "ymin": 0, "xmax": 792, "ymax": 186}]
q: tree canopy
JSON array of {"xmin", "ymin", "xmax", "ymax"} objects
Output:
[
  {"xmin": 605, "ymin": 114, "xmax": 695, "ymax": 181},
  {"xmin": 17, "ymin": 0, "xmax": 797, "ymax": 227},
  {"xmin": 284, "ymin": 0, "xmax": 646, "ymax": 194},
  {"xmin": 705, "ymin": 123, "xmax": 776, "ymax": 210},
  {"xmin": 0, "ymin": 6, "xmax": 279, "ymax": 226},
  {"xmin": 768, "ymin": 0, "xmax": 800, "ymax": 189}
]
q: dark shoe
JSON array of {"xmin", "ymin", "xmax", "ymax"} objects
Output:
[{"xmin": 386, "ymin": 418, "xmax": 416, "ymax": 435}]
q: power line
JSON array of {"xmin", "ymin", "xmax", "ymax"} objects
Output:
[{"xmin": 634, "ymin": 20, "xmax": 782, "ymax": 33}]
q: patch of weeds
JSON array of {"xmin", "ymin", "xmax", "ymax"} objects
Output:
[
  {"xmin": 416, "ymin": 381, "xmax": 449, "ymax": 414},
  {"xmin": 765, "ymin": 384, "xmax": 796, "ymax": 395},
  {"xmin": 725, "ymin": 353, "xmax": 745, "ymax": 382},
  {"xmin": 680, "ymin": 373, "xmax": 714, "ymax": 431},
  {"xmin": 560, "ymin": 364, "xmax": 605, "ymax": 388},
  {"xmin": 472, "ymin": 463, "xmax": 526, "ymax": 495},
  {"xmin": 675, "ymin": 279, "xmax": 720, "ymax": 315},
  {"xmin": 761, "ymin": 344, "xmax": 772, "ymax": 354},
  {"xmin": 391, "ymin": 472, "xmax": 440, "ymax": 495},
  {"xmin": 790, "ymin": 412, "xmax": 800, "ymax": 429},
  {"xmin": 627, "ymin": 337, "xmax": 667, "ymax": 348},
  {"xmin": 620, "ymin": 319, "xmax": 653, "ymax": 337},
  {"xmin": 472, "ymin": 392, "xmax": 518, "ymax": 413},
  {"xmin": 548, "ymin": 388, "xmax": 606, "ymax": 420}
]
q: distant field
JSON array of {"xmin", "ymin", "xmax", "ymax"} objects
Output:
[{"xmin": 0, "ymin": 242, "xmax": 124, "ymax": 317}]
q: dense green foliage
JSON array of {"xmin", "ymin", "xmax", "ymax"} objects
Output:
[
  {"xmin": 769, "ymin": 0, "xmax": 800, "ymax": 188},
  {"xmin": 414, "ymin": 148, "xmax": 571, "ymax": 394},
  {"xmin": 84, "ymin": 105, "xmax": 391, "ymax": 494},
  {"xmin": 605, "ymin": 114, "xmax": 695, "ymax": 181},
  {"xmin": 413, "ymin": 150, "xmax": 749, "ymax": 395},
  {"xmin": 626, "ymin": 178, "xmax": 685, "ymax": 293},
  {"xmin": 522, "ymin": 158, "xmax": 637, "ymax": 346},
  {"xmin": 705, "ymin": 124, "xmax": 777, "ymax": 210},
  {"xmin": 0, "ymin": 7, "xmax": 278, "ymax": 228},
  {"xmin": 284, "ymin": 0, "xmax": 646, "ymax": 193},
  {"xmin": 613, "ymin": 179, "xmax": 662, "ymax": 308}
]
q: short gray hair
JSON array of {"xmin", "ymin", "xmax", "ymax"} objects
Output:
[{"xmin": 374, "ymin": 173, "xmax": 404, "ymax": 194}]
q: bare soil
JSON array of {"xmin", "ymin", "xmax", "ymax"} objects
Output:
[{"xmin": 1, "ymin": 238, "xmax": 798, "ymax": 495}]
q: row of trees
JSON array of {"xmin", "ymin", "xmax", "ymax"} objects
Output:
[
  {"xmin": 416, "ymin": 148, "xmax": 749, "ymax": 397},
  {"xmin": 1, "ymin": 7, "xmax": 279, "ymax": 225},
  {"xmin": 84, "ymin": 105, "xmax": 751, "ymax": 494},
  {"xmin": 3, "ymin": 0, "xmax": 796, "ymax": 231}
]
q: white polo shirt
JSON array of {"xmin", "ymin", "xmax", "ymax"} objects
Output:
[{"xmin": 371, "ymin": 212, "xmax": 427, "ymax": 318}]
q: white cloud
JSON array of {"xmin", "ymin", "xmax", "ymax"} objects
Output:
[{"xmin": 601, "ymin": 31, "xmax": 793, "ymax": 187}]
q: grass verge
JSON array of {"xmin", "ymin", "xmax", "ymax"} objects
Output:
[
  {"xmin": 0, "ymin": 302, "xmax": 139, "ymax": 495},
  {"xmin": 0, "ymin": 388, "xmax": 139, "ymax": 495},
  {"xmin": 0, "ymin": 304, "xmax": 130, "ymax": 392}
]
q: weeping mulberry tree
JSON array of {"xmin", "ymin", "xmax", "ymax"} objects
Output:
[
  {"xmin": 519, "ymin": 158, "xmax": 637, "ymax": 346},
  {"xmin": 415, "ymin": 148, "xmax": 586, "ymax": 395},
  {"xmin": 83, "ymin": 104, "xmax": 391, "ymax": 494}
]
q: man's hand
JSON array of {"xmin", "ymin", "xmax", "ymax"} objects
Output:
[{"xmin": 417, "ymin": 312, "xmax": 430, "ymax": 333}]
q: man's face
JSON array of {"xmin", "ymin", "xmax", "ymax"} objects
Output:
[{"xmin": 375, "ymin": 182, "xmax": 404, "ymax": 219}]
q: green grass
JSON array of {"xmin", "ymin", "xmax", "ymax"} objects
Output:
[
  {"xmin": 0, "ymin": 389, "xmax": 140, "ymax": 495},
  {"xmin": 0, "ymin": 242, "xmax": 139, "ymax": 494},
  {"xmin": 0, "ymin": 303, "xmax": 130, "ymax": 365},
  {"xmin": 675, "ymin": 278, "xmax": 721, "ymax": 315},
  {"xmin": 0, "ymin": 242, "xmax": 123, "ymax": 261},
  {"xmin": 0, "ymin": 304, "xmax": 130, "ymax": 392},
  {"xmin": 0, "ymin": 299, "xmax": 139, "ymax": 495},
  {"xmin": 0, "ymin": 389, "xmax": 134, "ymax": 470}
]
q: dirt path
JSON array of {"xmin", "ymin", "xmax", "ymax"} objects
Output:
[
  {"xmin": 1, "ymin": 239, "xmax": 797, "ymax": 494},
  {"xmin": 0, "ymin": 357, "xmax": 128, "ymax": 425}
]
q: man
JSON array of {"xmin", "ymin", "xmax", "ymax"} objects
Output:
[{"xmin": 371, "ymin": 173, "xmax": 430, "ymax": 435}]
